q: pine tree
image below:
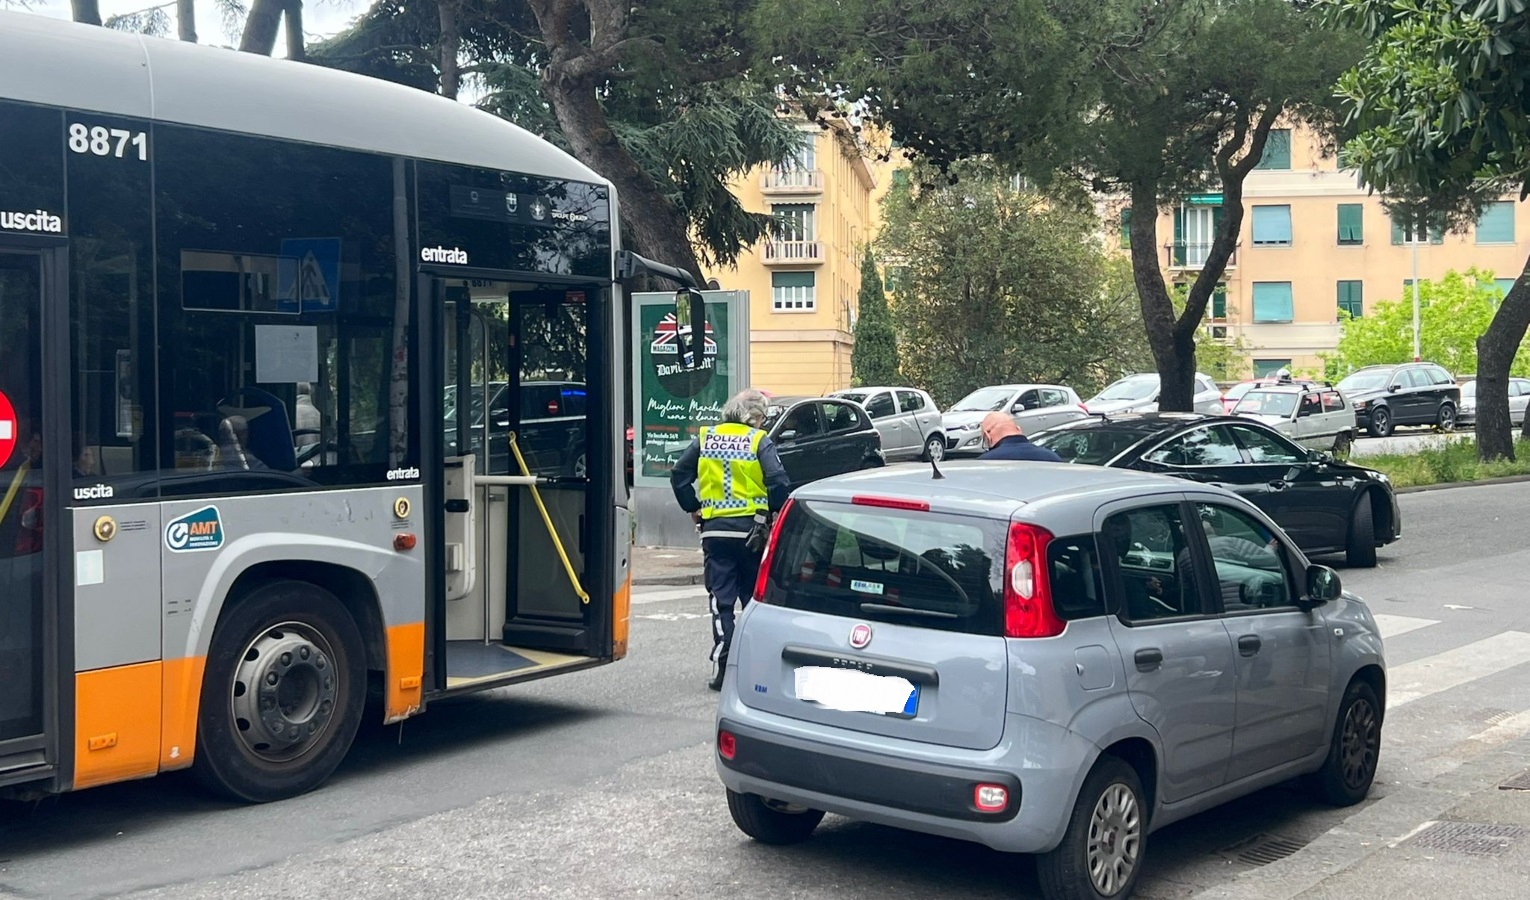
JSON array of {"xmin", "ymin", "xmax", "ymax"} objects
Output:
[{"xmin": 852, "ymin": 250, "xmax": 901, "ymax": 386}]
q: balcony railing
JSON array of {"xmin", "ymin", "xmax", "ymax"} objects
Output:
[
  {"xmin": 1164, "ymin": 241, "xmax": 1239, "ymax": 271},
  {"xmin": 763, "ymin": 240, "xmax": 825, "ymax": 264},
  {"xmin": 761, "ymin": 168, "xmax": 825, "ymax": 193}
]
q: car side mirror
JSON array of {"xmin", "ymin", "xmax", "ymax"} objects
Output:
[
  {"xmin": 1305, "ymin": 564, "xmax": 1342, "ymax": 606},
  {"xmin": 1388, "ymin": 384, "xmax": 1401, "ymax": 393},
  {"xmin": 674, "ymin": 288, "xmax": 707, "ymax": 370},
  {"xmin": 491, "ymin": 408, "xmax": 510, "ymax": 428},
  {"xmin": 778, "ymin": 429, "xmax": 799, "ymax": 443}
]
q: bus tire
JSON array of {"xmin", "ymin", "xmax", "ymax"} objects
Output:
[{"xmin": 192, "ymin": 579, "xmax": 367, "ymax": 803}]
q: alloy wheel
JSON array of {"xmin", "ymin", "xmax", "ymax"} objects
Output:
[
  {"xmin": 1341, "ymin": 697, "xmax": 1380, "ymax": 790},
  {"xmin": 1086, "ymin": 782, "xmax": 1142, "ymax": 896}
]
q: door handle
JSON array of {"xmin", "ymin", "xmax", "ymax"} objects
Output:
[
  {"xmin": 1238, "ymin": 634, "xmax": 1262, "ymax": 656},
  {"xmin": 1267, "ymin": 480, "xmax": 1288, "ymax": 490},
  {"xmin": 1134, "ymin": 648, "xmax": 1163, "ymax": 671}
]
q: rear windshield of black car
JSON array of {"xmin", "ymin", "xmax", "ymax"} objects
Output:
[
  {"xmin": 761, "ymin": 500, "xmax": 1008, "ymax": 635},
  {"xmin": 1031, "ymin": 426, "xmax": 1150, "ymax": 465}
]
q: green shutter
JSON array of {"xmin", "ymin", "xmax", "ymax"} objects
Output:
[
  {"xmin": 1337, "ymin": 204, "xmax": 1363, "ymax": 244},
  {"xmin": 1252, "ymin": 282, "xmax": 1294, "ymax": 323},
  {"xmin": 1172, "ymin": 207, "xmax": 1186, "ymax": 266},
  {"xmin": 1390, "ymin": 216, "xmax": 1404, "ymax": 245},
  {"xmin": 1257, "ymin": 129, "xmax": 1292, "ymax": 170},
  {"xmin": 1212, "ymin": 204, "xmax": 1225, "ymax": 241},
  {"xmin": 1477, "ymin": 202, "xmax": 1515, "ymax": 244},
  {"xmin": 1337, "ymin": 280, "xmax": 1363, "ymax": 318},
  {"xmin": 1212, "ymin": 284, "xmax": 1227, "ymax": 319},
  {"xmin": 771, "ymin": 271, "xmax": 814, "ymax": 288},
  {"xmin": 1120, "ymin": 207, "xmax": 1132, "ymax": 248}
]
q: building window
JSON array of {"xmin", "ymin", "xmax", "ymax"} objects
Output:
[
  {"xmin": 1390, "ymin": 214, "xmax": 1443, "ymax": 245},
  {"xmin": 1256, "ymin": 129, "xmax": 1291, "ymax": 170},
  {"xmin": 1254, "ymin": 358, "xmax": 1294, "ymax": 378},
  {"xmin": 771, "ymin": 203, "xmax": 816, "ymax": 241},
  {"xmin": 1251, "ymin": 205, "xmax": 1293, "ymax": 246},
  {"xmin": 1496, "ymin": 277, "xmax": 1517, "ymax": 300},
  {"xmin": 1174, "ymin": 205, "xmax": 1219, "ymax": 266},
  {"xmin": 1252, "ymin": 282, "xmax": 1294, "ymax": 323},
  {"xmin": 772, "ymin": 272, "xmax": 816, "ymax": 312},
  {"xmin": 1120, "ymin": 207, "xmax": 1132, "ymax": 248},
  {"xmin": 1212, "ymin": 283, "xmax": 1227, "ymax": 319},
  {"xmin": 1337, "ymin": 203, "xmax": 1364, "ymax": 245},
  {"xmin": 1476, "ymin": 201, "xmax": 1515, "ymax": 244},
  {"xmin": 1337, "ymin": 280, "xmax": 1363, "ymax": 318}
]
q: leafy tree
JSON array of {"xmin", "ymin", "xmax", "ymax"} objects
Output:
[
  {"xmin": 1327, "ymin": 270, "xmax": 1530, "ymax": 379},
  {"xmin": 851, "ymin": 249, "xmax": 900, "ymax": 387},
  {"xmin": 876, "ymin": 163, "xmax": 1149, "ymax": 407},
  {"xmin": 757, "ymin": 0, "xmax": 1361, "ymax": 410},
  {"xmin": 1331, "ymin": 0, "xmax": 1530, "ymax": 456}
]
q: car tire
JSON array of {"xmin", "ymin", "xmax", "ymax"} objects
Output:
[
  {"xmin": 1332, "ymin": 432, "xmax": 1354, "ymax": 462},
  {"xmin": 1037, "ymin": 755, "xmax": 1147, "ymax": 900},
  {"xmin": 922, "ymin": 434, "xmax": 946, "ymax": 463},
  {"xmin": 1345, "ymin": 496, "xmax": 1378, "ymax": 568},
  {"xmin": 1367, "ymin": 405, "xmax": 1393, "ymax": 438},
  {"xmin": 192, "ymin": 580, "xmax": 367, "ymax": 803},
  {"xmin": 1436, "ymin": 403, "xmax": 1456, "ymax": 433},
  {"xmin": 1309, "ymin": 679, "xmax": 1382, "ymax": 807},
  {"xmin": 725, "ymin": 789, "xmax": 825, "ymax": 845}
]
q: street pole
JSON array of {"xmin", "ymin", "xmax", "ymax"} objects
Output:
[{"xmin": 1411, "ymin": 232, "xmax": 1421, "ymax": 362}]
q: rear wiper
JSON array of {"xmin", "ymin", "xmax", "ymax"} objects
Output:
[{"xmin": 859, "ymin": 603, "xmax": 958, "ymax": 619}]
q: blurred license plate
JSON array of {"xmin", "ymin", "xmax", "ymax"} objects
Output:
[{"xmin": 794, "ymin": 666, "xmax": 919, "ymax": 717}]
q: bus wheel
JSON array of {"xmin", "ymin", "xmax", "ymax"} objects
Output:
[{"xmin": 193, "ymin": 580, "xmax": 366, "ymax": 803}]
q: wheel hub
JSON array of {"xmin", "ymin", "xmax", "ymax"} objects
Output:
[
  {"xmin": 230, "ymin": 623, "xmax": 338, "ymax": 762},
  {"xmin": 1087, "ymin": 783, "xmax": 1141, "ymax": 896},
  {"xmin": 1341, "ymin": 698, "xmax": 1379, "ymax": 789}
]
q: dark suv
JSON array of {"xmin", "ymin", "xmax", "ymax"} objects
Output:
[{"xmin": 1336, "ymin": 362, "xmax": 1460, "ymax": 437}]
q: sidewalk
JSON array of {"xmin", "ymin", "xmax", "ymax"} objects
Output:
[
  {"xmin": 632, "ymin": 542, "xmax": 704, "ymax": 586},
  {"xmin": 1192, "ymin": 733, "xmax": 1530, "ymax": 900}
]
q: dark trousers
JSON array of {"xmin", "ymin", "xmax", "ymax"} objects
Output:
[{"xmin": 703, "ymin": 536, "xmax": 761, "ymax": 673}]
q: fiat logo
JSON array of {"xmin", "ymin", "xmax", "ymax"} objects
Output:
[{"xmin": 849, "ymin": 623, "xmax": 873, "ymax": 649}]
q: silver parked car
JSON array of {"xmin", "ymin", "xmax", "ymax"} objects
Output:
[
  {"xmin": 1230, "ymin": 382, "xmax": 1358, "ymax": 460},
  {"xmin": 829, "ymin": 386, "xmax": 946, "ymax": 462},
  {"xmin": 941, "ymin": 383, "xmax": 1088, "ymax": 455},
  {"xmin": 716, "ymin": 463, "xmax": 1385, "ymax": 900},
  {"xmin": 1457, "ymin": 377, "xmax": 1530, "ymax": 428},
  {"xmin": 1086, "ymin": 372, "xmax": 1226, "ymax": 416}
]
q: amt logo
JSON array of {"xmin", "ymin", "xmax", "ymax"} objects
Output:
[{"xmin": 166, "ymin": 505, "xmax": 224, "ymax": 553}]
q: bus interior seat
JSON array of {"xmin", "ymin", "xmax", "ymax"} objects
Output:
[{"xmin": 216, "ymin": 387, "xmax": 297, "ymax": 471}]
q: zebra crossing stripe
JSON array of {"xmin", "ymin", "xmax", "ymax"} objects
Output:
[
  {"xmin": 1372, "ymin": 614, "xmax": 1441, "ymax": 640},
  {"xmin": 1387, "ymin": 630, "xmax": 1530, "ymax": 709}
]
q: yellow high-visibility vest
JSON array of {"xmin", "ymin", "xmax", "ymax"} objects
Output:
[{"xmin": 696, "ymin": 423, "xmax": 769, "ymax": 519}]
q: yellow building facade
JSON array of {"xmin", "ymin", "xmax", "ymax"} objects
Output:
[
  {"xmin": 1127, "ymin": 124, "xmax": 1530, "ymax": 378},
  {"xmin": 708, "ymin": 116, "xmax": 896, "ymax": 396}
]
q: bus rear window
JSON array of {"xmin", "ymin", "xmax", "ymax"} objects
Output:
[{"xmin": 759, "ymin": 500, "xmax": 1007, "ymax": 635}]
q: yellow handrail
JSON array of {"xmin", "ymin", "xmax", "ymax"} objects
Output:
[{"xmin": 507, "ymin": 433, "xmax": 590, "ymax": 605}]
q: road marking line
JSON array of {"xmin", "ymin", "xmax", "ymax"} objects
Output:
[
  {"xmin": 633, "ymin": 587, "xmax": 709, "ymax": 605},
  {"xmin": 1372, "ymin": 614, "xmax": 1440, "ymax": 639},
  {"xmin": 1388, "ymin": 631, "xmax": 1530, "ymax": 709}
]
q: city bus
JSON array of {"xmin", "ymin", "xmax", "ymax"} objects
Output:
[{"xmin": 0, "ymin": 13, "xmax": 704, "ymax": 803}]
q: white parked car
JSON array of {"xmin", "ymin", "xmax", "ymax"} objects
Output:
[
  {"xmin": 1086, "ymin": 372, "xmax": 1225, "ymax": 416},
  {"xmin": 1230, "ymin": 382, "xmax": 1358, "ymax": 459},
  {"xmin": 940, "ymin": 384, "xmax": 1088, "ymax": 456},
  {"xmin": 828, "ymin": 387, "xmax": 946, "ymax": 462}
]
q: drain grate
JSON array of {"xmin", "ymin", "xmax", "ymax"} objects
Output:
[
  {"xmin": 1484, "ymin": 709, "xmax": 1516, "ymax": 726},
  {"xmin": 1406, "ymin": 821, "xmax": 1526, "ymax": 857},
  {"xmin": 1221, "ymin": 833, "xmax": 1309, "ymax": 867},
  {"xmin": 1499, "ymin": 770, "xmax": 1530, "ymax": 792}
]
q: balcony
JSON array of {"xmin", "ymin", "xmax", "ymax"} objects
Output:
[
  {"xmin": 1164, "ymin": 241, "xmax": 1239, "ymax": 272},
  {"xmin": 761, "ymin": 168, "xmax": 824, "ymax": 194},
  {"xmin": 763, "ymin": 240, "xmax": 825, "ymax": 265}
]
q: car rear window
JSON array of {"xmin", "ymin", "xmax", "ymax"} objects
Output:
[
  {"xmin": 761, "ymin": 500, "xmax": 1008, "ymax": 635},
  {"xmin": 1031, "ymin": 426, "xmax": 1147, "ymax": 464}
]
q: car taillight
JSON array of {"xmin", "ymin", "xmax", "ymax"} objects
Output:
[
  {"xmin": 973, "ymin": 783, "xmax": 1010, "ymax": 813},
  {"xmin": 1004, "ymin": 522, "xmax": 1064, "ymax": 638},
  {"xmin": 751, "ymin": 498, "xmax": 795, "ymax": 603},
  {"xmin": 718, "ymin": 729, "xmax": 737, "ymax": 760}
]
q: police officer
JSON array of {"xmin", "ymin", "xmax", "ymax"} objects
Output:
[{"xmin": 670, "ymin": 389, "xmax": 790, "ymax": 690}]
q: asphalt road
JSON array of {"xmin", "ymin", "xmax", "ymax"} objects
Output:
[{"xmin": 5, "ymin": 483, "xmax": 1530, "ymax": 900}]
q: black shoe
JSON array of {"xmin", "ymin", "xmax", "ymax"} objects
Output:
[{"xmin": 708, "ymin": 655, "xmax": 726, "ymax": 691}]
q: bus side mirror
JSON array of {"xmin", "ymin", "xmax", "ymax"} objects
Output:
[{"xmin": 675, "ymin": 289, "xmax": 707, "ymax": 370}]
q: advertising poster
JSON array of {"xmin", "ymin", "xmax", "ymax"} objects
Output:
[{"xmin": 634, "ymin": 293, "xmax": 745, "ymax": 483}]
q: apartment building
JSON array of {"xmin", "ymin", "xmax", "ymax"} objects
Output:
[
  {"xmin": 1119, "ymin": 124, "xmax": 1530, "ymax": 377},
  {"xmin": 708, "ymin": 115, "xmax": 897, "ymax": 396}
]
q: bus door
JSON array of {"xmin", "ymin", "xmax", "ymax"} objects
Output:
[
  {"xmin": 0, "ymin": 246, "xmax": 60, "ymax": 787},
  {"xmin": 438, "ymin": 278, "xmax": 604, "ymax": 692}
]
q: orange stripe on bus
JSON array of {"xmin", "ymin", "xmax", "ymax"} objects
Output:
[
  {"xmin": 74, "ymin": 662, "xmax": 162, "ymax": 790},
  {"xmin": 160, "ymin": 656, "xmax": 207, "ymax": 771},
  {"xmin": 613, "ymin": 573, "xmax": 632, "ymax": 660},
  {"xmin": 385, "ymin": 621, "xmax": 426, "ymax": 723}
]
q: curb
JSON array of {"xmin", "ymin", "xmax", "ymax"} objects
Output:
[
  {"xmin": 1186, "ymin": 734, "xmax": 1530, "ymax": 900},
  {"xmin": 632, "ymin": 573, "xmax": 705, "ymax": 587},
  {"xmin": 1395, "ymin": 472, "xmax": 1530, "ymax": 494}
]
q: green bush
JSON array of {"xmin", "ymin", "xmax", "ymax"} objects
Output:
[{"xmin": 1362, "ymin": 438, "xmax": 1530, "ymax": 488}]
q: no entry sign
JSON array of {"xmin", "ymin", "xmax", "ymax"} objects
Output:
[{"xmin": 0, "ymin": 390, "xmax": 16, "ymax": 469}]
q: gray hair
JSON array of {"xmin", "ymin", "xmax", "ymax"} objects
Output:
[{"xmin": 720, "ymin": 389, "xmax": 770, "ymax": 427}]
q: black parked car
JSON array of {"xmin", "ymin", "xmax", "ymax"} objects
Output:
[
  {"xmin": 1336, "ymin": 362, "xmax": 1461, "ymax": 437},
  {"xmin": 1031, "ymin": 413, "xmax": 1401, "ymax": 566},
  {"xmin": 762, "ymin": 396, "xmax": 885, "ymax": 491}
]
